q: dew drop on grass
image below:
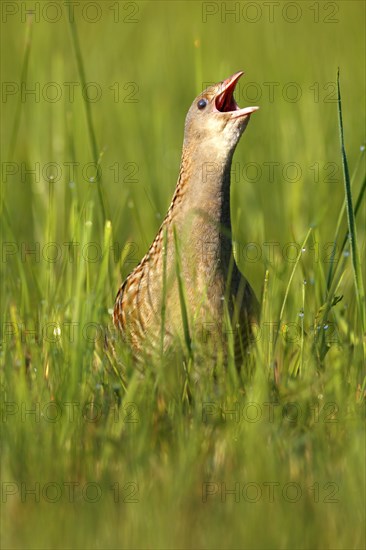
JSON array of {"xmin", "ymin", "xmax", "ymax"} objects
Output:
[
  {"xmin": 108, "ymin": 308, "xmax": 114, "ymax": 315},
  {"xmin": 343, "ymin": 250, "xmax": 350, "ymax": 257},
  {"xmin": 69, "ymin": 181, "xmax": 75, "ymax": 188},
  {"xmin": 360, "ymin": 144, "xmax": 365, "ymax": 152},
  {"xmin": 298, "ymin": 310, "xmax": 304, "ymax": 318}
]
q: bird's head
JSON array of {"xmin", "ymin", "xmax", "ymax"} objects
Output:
[{"xmin": 184, "ymin": 71, "xmax": 259, "ymax": 159}]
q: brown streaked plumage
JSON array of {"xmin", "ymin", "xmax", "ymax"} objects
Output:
[{"xmin": 114, "ymin": 71, "xmax": 260, "ymax": 361}]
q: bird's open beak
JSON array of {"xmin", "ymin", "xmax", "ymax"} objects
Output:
[{"xmin": 215, "ymin": 71, "xmax": 259, "ymax": 118}]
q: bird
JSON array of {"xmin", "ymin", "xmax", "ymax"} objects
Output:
[{"xmin": 113, "ymin": 71, "xmax": 260, "ymax": 364}]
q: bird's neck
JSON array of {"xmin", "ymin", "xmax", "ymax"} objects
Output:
[{"xmin": 166, "ymin": 142, "xmax": 236, "ymax": 269}]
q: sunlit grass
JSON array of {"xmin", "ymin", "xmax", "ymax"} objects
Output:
[{"xmin": 1, "ymin": 3, "xmax": 365, "ymax": 549}]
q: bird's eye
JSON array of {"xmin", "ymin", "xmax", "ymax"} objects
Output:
[{"xmin": 197, "ymin": 98, "xmax": 207, "ymax": 110}]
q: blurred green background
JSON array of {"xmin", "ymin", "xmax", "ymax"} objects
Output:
[
  {"xmin": 2, "ymin": 1, "xmax": 365, "ymax": 290},
  {"xmin": 1, "ymin": 1, "xmax": 365, "ymax": 549}
]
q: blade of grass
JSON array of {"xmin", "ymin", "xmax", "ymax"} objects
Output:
[
  {"xmin": 337, "ymin": 69, "xmax": 365, "ymax": 336},
  {"xmin": 299, "ymin": 279, "xmax": 306, "ymax": 376},
  {"xmin": 326, "ymin": 148, "xmax": 365, "ymax": 290},
  {"xmin": 275, "ymin": 227, "xmax": 313, "ymax": 349},
  {"xmin": 270, "ymin": 228, "xmax": 312, "ymax": 375},
  {"xmin": 67, "ymin": 7, "xmax": 110, "ymax": 224},
  {"xmin": 7, "ymin": 15, "xmax": 33, "ymax": 162},
  {"xmin": 1, "ymin": 212, "xmax": 32, "ymax": 313},
  {"xmin": 160, "ymin": 227, "xmax": 168, "ymax": 358},
  {"xmin": 1, "ymin": 14, "xmax": 33, "ymax": 273},
  {"xmin": 257, "ymin": 269, "xmax": 270, "ymax": 370},
  {"xmin": 314, "ymin": 175, "xmax": 365, "ymax": 365},
  {"xmin": 173, "ymin": 226, "xmax": 192, "ymax": 360},
  {"xmin": 223, "ymin": 301, "xmax": 238, "ymax": 386},
  {"xmin": 95, "ymin": 219, "xmax": 113, "ymax": 300},
  {"xmin": 340, "ymin": 173, "xmax": 366, "ymax": 253}
]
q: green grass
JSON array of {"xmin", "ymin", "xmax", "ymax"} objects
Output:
[{"xmin": 1, "ymin": 2, "xmax": 365, "ymax": 549}]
